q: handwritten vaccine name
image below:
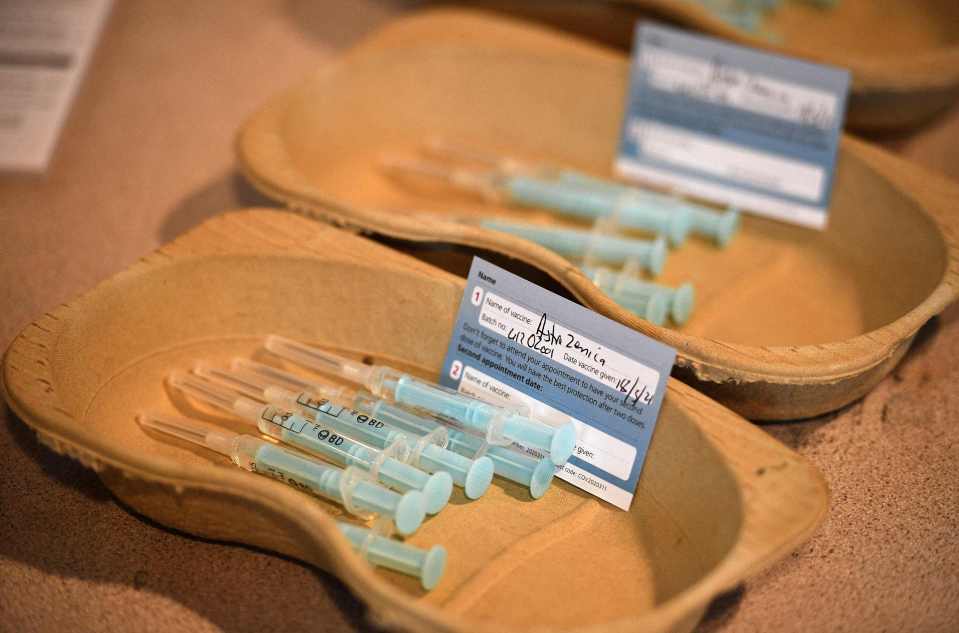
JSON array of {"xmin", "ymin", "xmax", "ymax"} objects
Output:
[
  {"xmin": 479, "ymin": 292, "xmax": 658, "ymax": 408},
  {"xmin": 508, "ymin": 313, "xmax": 607, "ymax": 368},
  {"xmin": 640, "ymin": 46, "xmax": 837, "ymax": 129}
]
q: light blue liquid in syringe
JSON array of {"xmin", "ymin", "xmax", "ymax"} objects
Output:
[
  {"xmin": 479, "ymin": 219, "xmax": 668, "ymax": 274},
  {"xmin": 557, "ymin": 171, "xmax": 740, "ymax": 248},
  {"xmin": 387, "ymin": 148, "xmax": 735, "ymax": 247},
  {"xmin": 207, "ymin": 361, "xmax": 493, "ymax": 500},
  {"xmin": 504, "ymin": 176, "xmax": 693, "ymax": 247},
  {"xmin": 353, "ymin": 396, "xmax": 556, "ymax": 499},
  {"xmin": 352, "ymin": 393, "xmax": 495, "ymax": 499},
  {"xmin": 265, "ymin": 336, "xmax": 577, "ymax": 467},
  {"xmin": 136, "ymin": 412, "xmax": 426, "ymax": 536},
  {"xmin": 168, "ymin": 371, "xmax": 452, "ymax": 515},
  {"xmin": 388, "ymin": 373, "xmax": 570, "ymax": 459}
]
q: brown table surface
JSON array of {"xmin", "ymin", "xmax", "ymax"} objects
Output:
[{"xmin": 1, "ymin": 2, "xmax": 957, "ymax": 632}]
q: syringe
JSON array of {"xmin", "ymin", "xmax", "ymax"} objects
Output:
[
  {"xmin": 199, "ymin": 361, "xmax": 494, "ymax": 500},
  {"xmin": 584, "ymin": 266, "xmax": 696, "ymax": 326},
  {"xmin": 336, "ymin": 521, "xmax": 446, "ymax": 591},
  {"xmin": 418, "ymin": 140, "xmax": 740, "ymax": 247},
  {"xmin": 383, "ymin": 156, "xmax": 693, "ymax": 247},
  {"xmin": 353, "ymin": 393, "xmax": 557, "ymax": 499},
  {"xmin": 230, "ymin": 359, "xmax": 554, "ymax": 498},
  {"xmin": 263, "ymin": 336, "xmax": 577, "ymax": 466},
  {"xmin": 479, "ymin": 218, "xmax": 668, "ymax": 274},
  {"xmin": 236, "ymin": 358, "xmax": 556, "ymax": 499},
  {"xmin": 167, "ymin": 372, "xmax": 452, "ymax": 515},
  {"xmin": 136, "ymin": 412, "xmax": 426, "ymax": 535},
  {"xmin": 556, "ymin": 171, "xmax": 740, "ymax": 248}
]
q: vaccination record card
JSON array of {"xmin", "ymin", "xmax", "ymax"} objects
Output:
[
  {"xmin": 617, "ymin": 22, "xmax": 849, "ymax": 229},
  {"xmin": 439, "ymin": 258, "xmax": 676, "ymax": 510}
]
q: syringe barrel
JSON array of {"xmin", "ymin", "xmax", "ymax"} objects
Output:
[
  {"xmin": 255, "ymin": 404, "xmax": 378, "ymax": 471},
  {"xmin": 418, "ymin": 443, "xmax": 474, "ymax": 486},
  {"xmin": 586, "ymin": 234, "xmax": 662, "ymax": 265},
  {"xmin": 391, "ymin": 374, "xmax": 496, "ymax": 434},
  {"xmin": 479, "ymin": 220, "xmax": 593, "ymax": 258},
  {"xmin": 298, "ymin": 394, "xmax": 409, "ymax": 449},
  {"xmin": 549, "ymin": 171, "xmax": 694, "ymax": 244},
  {"xmin": 558, "ymin": 170, "xmax": 701, "ymax": 215},
  {"xmin": 256, "ymin": 403, "xmax": 450, "ymax": 514},
  {"xmin": 388, "ymin": 374, "xmax": 574, "ymax": 464},
  {"xmin": 357, "ymin": 394, "xmax": 444, "ymax": 439},
  {"xmin": 506, "ymin": 173, "xmax": 688, "ymax": 245},
  {"xmin": 501, "ymin": 414, "xmax": 553, "ymax": 449},
  {"xmin": 481, "ymin": 219, "xmax": 662, "ymax": 265},
  {"xmin": 356, "ymin": 396, "xmax": 490, "ymax": 498},
  {"xmin": 505, "ymin": 175, "xmax": 613, "ymax": 220},
  {"xmin": 617, "ymin": 195, "xmax": 687, "ymax": 233},
  {"xmin": 445, "ymin": 428, "xmax": 554, "ymax": 499},
  {"xmin": 688, "ymin": 206, "xmax": 722, "ymax": 232},
  {"xmin": 250, "ymin": 440, "xmax": 355, "ymax": 503},
  {"xmin": 337, "ymin": 522, "xmax": 447, "ymax": 590},
  {"xmin": 376, "ymin": 458, "xmax": 433, "ymax": 494}
]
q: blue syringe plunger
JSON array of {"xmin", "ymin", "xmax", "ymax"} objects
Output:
[
  {"xmin": 671, "ymin": 282, "xmax": 696, "ymax": 325},
  {"xmin": 529, "ymin": 457, "xmax": 555, "ymax": 499},
  {"xmin": 716, "ymin": 209, "xmax": 740, "ymax": 248},
  {"xmin": 337, "ymin": 522, "xmax": 447, "ymax": 590}
]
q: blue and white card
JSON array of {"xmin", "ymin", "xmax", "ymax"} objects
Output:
[
  {"xmin": 439, "ymin": 258, "xmax": 676, "ymax": 510},
  {"xmin": 617, "ymin": 22, "xmax": 850, "ymax": 229}
]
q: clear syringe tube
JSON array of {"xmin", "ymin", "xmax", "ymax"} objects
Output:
[
  {"xmin": 422, "ymin": 141, "xmax": 735, "ymax": 247},
  {"xmin": 167, "ymin": 372, "xmax": 451, "ymax": 515},
  {"xmin": 479, "ymin": 218, "xmax": 668, "ymax": 273},
  {"xmin": 195, "ymin": 363, "xmax": 460, "ymax": 507},
  {"xmin": 264, "ymin": 336, "xmax": 577, "ymax": 466},
  {"xmin": 557, "ymin": 171, "xmax": 739, "ymax": 248},
  {"xmin": 351, "ymin": 393, "xmax": 494, "ymax": 499},
  {"xmin": 366, "ymin": 400, "xmax": 556, "ymax": 499},
  {"xmin": 336, "ymin": 521, "xmax": 447, "ymax": 591},
  {"xmin": 383, "ymin": 157, "xmax": 693, "ymax": 247},
  {"xmin": 135, "ymin": 412, "xmax": 426, "ymax": 535},
  {"xmin": 504, "ymin": 176, "xmax": 693, "ymax": 247},
  {"xmin": 222, "ymin": 359, "xmax": 493, "ymax": 500},
  {"xmin": 193, "ymin": 364, "xmax": 404, "ymax": 450}
]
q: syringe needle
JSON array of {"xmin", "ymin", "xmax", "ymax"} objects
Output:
[{"xmin": 264, "ymin": 336, "xmax": 577, "ymax": 467}]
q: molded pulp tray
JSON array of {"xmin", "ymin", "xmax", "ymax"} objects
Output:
[
  {"xmin": 3, "ymin": 210, "xmax": 828, "ymax": 633},
  {"xmin": 465, "ymin": 0, "xmax": 959, "ymax": 132},
  {"xmin": 237, "ymin": 9, "xmax": 959, "ymax": 420}
]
